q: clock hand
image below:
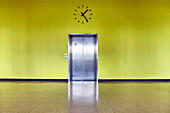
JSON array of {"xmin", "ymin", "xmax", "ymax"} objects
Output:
[
  {"xmin": 81, "ymin": 9, "xmax": 88, "ymax": 16},
  {"xmin": 81, "ymin": 12, "xmax": 88, "ymax": 22},
  {"xmin": 83, "ymin": 9, "xmax": 88, "ymax": 15}
]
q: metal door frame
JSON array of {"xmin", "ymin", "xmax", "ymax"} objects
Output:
[{"xmin": 68, "ymin": 33, "xmax": 98, "ymax": 81}]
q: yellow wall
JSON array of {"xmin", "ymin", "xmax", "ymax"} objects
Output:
[{"xmin": 0, "ymin": 0, "xmax": 170, "ymax": 79}]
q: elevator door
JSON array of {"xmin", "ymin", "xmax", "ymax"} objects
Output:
[{"xmin": 69, "ymin": 34, "xmax": 98, "ymax": 81}]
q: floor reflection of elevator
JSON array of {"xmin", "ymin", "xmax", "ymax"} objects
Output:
[{"xmin": 68, "ymin": 82, "xmax": 98, "ymax": 112}]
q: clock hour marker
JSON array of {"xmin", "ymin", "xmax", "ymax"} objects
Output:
[
  {"xmin": 75, "ymin": 9, "xmax": 77, "ymax": 11},
  {"xmin": 90, "ymin": 14, "xmax": 93, "ymax": 15},
  {"xmin": 75, "ymin": 18, "xmax": 77, "ymax": 19},
  {"xmin": 73, "ymin": 14, "xmax": 76, "ymax": 15},
  {"xmin": 82, "ymin": 5, "xmax": 84, "ymax": 7},
  {"xmin": 82, "ymin": 22, "xmax": 84, "ymax": 24},
  {"xmin": 86, "ymin": 6, "xmax": 88, "ymax": 9},
  {"xmin": 78, "ymin": 6, "xmax": 80, "ymax": 8},
  {"xmin": 78, "ymin": 20, "xmax": 80, "ymax": 23},
  {"xmin": 89, "ymin": 9, "xmax": 91, "ymax": 11},
  {"xmin": 89, "ymin": 18, "xmax": 91, "ymax": 20}
]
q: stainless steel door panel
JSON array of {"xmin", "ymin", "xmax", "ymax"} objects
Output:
[
  {"xmin": 83, "ymin": 37, "xmax": 95, "ymax": 80},
  {"xmin": 72, "ymin": 37, "xmax": 83, "ymax": 80}
]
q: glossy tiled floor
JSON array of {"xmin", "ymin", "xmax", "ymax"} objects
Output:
[{"xmin": 0, "ymin": 81, "xmax": 170, "ymax": 113}]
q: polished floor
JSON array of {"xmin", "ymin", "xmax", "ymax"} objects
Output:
[{"xmin": 0, "ymin": 82, "xmax": 170, "ymax": 113}]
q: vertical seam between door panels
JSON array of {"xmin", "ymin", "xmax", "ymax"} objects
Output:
[
  {"xmin": 82, "ymin": 36, "xmax": 84, "ymax": 80},
  {"xmin": 100, "ymin": 87, "xmax": 116, "ymax": 113}
]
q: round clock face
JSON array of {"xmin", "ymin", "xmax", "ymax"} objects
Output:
[{"xmin": 73, "ymin": 5, "xmax": 93, "ymax": 24}]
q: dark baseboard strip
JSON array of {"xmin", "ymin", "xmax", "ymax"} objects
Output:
[
  {"xmin": 0, "ymin": 79, "xmax": 68, "ymax": 82},
  {"xmin": 0, "ymin": 79, "xmax": 170, "ymax": 82},
  {"xmin": 98, "ymin": 79, "xmax": 170, "ymax": 82}
]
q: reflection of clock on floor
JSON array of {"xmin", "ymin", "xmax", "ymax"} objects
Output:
[{"xmin": 73, "ymin": 5, "xmax": 93, "ymax": 24}]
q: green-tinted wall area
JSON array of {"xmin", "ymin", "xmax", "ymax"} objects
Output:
[{"xmin": 0, "ymin": 0, "xmax": 170, "ymax": 79}]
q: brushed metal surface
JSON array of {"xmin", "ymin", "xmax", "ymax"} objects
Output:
[
  {"xmin": 69, "ymin": 34, "xmax": 98, "ymax": 81},
  {"xmin": 72, "ymin": 37, "xmax": 83, "ymax": 80},
  {"xmin": 83, "ymin": 37, "xmax": 95, "ymax": 80}
]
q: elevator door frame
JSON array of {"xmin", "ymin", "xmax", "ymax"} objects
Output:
[{"xmin": 68, "ymin": 33, "xmax": 98, "ymax": 81}]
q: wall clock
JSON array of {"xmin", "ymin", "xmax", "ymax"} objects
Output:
[{"xmin": 73, "ymin": 5, "xmax": 93, "ymax": 24}]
